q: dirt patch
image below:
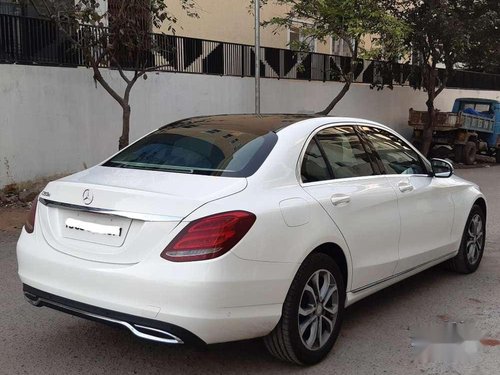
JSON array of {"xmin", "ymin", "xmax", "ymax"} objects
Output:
[
  {"xmin": 0, "ymin": 173, "xmax": 68, "ymax": 209},
  {"xmin": 0, "ymin": 207, "xmax": 29, "ymax": 232}
]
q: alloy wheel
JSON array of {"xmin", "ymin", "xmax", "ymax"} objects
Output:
[
  {"xmin": 466, "ymin": 213, "xmax": 484, "ymax": 265},
  {"xmin": 298, "ymin": 269, "xmax": 339, "ymax": 351}
]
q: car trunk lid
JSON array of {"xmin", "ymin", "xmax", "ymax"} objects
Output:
[{"xmin": 38, "ymin": 166, "xmax": 247, "ymax": 264}]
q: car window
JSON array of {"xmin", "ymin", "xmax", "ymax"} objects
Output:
[
  {"xmin": 360, "ymin": 127, "xmax": 427, "ymax": 175},
  {"xmin": 103, "ymin": 123, "xmax": 277, "ymax": 177},
  {"xmin": 301, "ymin": 139, "xmax": 332, "ymax": 183},
  {"xmin": 316, "ymin": 126, "xmax": 375, "ymax": 179}
]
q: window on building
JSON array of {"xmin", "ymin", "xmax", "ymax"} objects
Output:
[
  {"xmin": 289, "ymin": 26, "xmax": 315, "ymax": 52},
  {"xmin": 331, "ymin": 38, "xmax": 352, "ymax": 57}
]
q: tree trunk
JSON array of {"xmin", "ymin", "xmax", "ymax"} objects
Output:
[
  {"xmin": 421, "ymin": 99, "xmax": 435, "ymax": 157},
  {"xmin": 119, "ymin": 103, "xmax": 131, "ymax": 150},
  {"xmin": 421, "ymin": 66, "xmax": 437, "ymax": 156},
  {"xmin": 317, "ymin": 80, "xmax": 351, "ymax": 115}
]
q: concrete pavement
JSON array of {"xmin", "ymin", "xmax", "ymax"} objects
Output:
[{"xmin": 1, "ymin": 166, "xmax": 499, "ymax": 374}]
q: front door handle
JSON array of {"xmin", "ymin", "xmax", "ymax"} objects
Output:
[
  {"xmin": 331, "ymin": 194, "xmax": 351, "ymax": 207},
  {"xmin": 398, "ymin": 181, "xmax": 414, "ymax": 193}
]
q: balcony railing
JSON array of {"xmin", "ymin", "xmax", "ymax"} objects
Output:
[{"xmin": 1, "ymin": 13, "xmax": 500, "ymax": 91}]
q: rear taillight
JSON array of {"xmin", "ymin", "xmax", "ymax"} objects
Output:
[
  {"xmin": 161, "ymin": 211, "xmax": 256, "ymax": 262},
  {"xmin": 24, "ymin": 195, "xmax": 39, "ymax": 234}
]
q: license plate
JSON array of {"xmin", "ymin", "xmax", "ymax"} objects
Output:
[
  {"xmin": 65, "ymin": 218, "xmax": 122, "ymax": 237},
  {"xmin": 60, "ymin": 210, "xmax": 131, "ymax": 247}
]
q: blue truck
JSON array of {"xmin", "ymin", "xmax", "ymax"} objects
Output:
[{"xmin": 409, "ymin": 98, "xmax": 500, "ymax": 164}]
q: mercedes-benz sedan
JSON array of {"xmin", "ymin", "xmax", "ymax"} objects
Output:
[{"xmin": 17, "ymin": 115, "xmax": 486, "ymax": 365}]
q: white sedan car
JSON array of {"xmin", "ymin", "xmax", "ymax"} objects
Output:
[{"xmin": 17, "ymin": 115, "xmax": 486, "ymax": 365}]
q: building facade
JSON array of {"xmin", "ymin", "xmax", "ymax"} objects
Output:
[
  {"xmin": 161, "ymin": 0, "xmax": 336, "ymax": 55},
  {"xmin": 0, "ymin": 0, "xmax": 353, "ymax": 56}
]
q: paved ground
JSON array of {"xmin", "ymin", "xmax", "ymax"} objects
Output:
[{"xmin": 1, "ymin": 166, "xmax": 499, "ymax": 375}]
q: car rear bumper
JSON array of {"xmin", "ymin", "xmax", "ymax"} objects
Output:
[
  {"xmin": 17, "ymin": 228, "xmax": 297, "ymax": 344},
  {"xmin": 23, "ymin": 284, "xmax": 203, "ymax": 345}
]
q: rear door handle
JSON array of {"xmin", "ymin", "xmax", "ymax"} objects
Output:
[
  {"xmin": 398, "ymin": 181, "xmax": 414, "ymax": 193},
  {"xmin": 331, "ymin": 194, "xmax": 351, "ymax": 206}
]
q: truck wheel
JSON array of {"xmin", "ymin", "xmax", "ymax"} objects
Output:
[
  {"xmin": 431, "ymin": 145, "xmax": 451, "ymax": 159},
  {"xmin": 464, "ymin": 142, "xmax": 477, "ymax": 165},
  {"xmin": 454, "ymin": 145, "xmax": 464, "ymax": 163}
]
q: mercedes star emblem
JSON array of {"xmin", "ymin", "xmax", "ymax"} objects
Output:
[{"xmin": 82, "ymin": 189, "xmax": 94, "ymax": 205}]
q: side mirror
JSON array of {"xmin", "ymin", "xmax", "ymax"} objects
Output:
[{"xmin": 431, "ymin": 158, "xmax": 454, "ymax": 178}]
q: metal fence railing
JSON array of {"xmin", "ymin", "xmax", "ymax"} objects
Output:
[{"xmin": 1, "ymin": 13, "xmax": 500, "ymax": 91}]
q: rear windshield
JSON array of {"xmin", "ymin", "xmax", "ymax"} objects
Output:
[
  {"xmin": 103, "ymin": 122, "xmax": 278, "ymax": 177},
  {"xmin": 460, "ymin": 102, "xmax": 493, "ymax": 116}
]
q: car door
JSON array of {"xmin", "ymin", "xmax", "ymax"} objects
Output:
[
  {"xmin": 301, "ymin": 125, "xmax": 401, "ymax": 291},
  {"xmin": 358, "ymin": 126, "xmax": 455, "ymax": 273}
]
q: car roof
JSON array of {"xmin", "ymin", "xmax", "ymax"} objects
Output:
[{"xmin": 161, "ymin": 114, "xmax": 320, "ymax": 135}]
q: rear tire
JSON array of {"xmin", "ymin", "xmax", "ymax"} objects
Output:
[
  {"xmin": 464, "ymin": 141, "xmax": 477, "ymax": 165},
  {"xmin": 264, "ymin": 253, "xmax": 345, "ymax": 365},
  {"xmin": 446, "ymin": 204, "xmax": 485, "ymax": 274},
  {"xmin": 496, "ymin": 149, "xmax": 500, "ymax": 164}
]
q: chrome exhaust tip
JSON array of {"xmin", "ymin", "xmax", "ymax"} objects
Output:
[
  {"xmin": 23, "ymin": 290, "xmax": 184, "ymax": 344},
  {"xmin": 128, "ymin": 324, "xmax": 184, "ymax": 344}
]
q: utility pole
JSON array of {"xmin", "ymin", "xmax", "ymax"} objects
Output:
[{"xmin": 254, "ymin": 0, "xmax": 261, "ymax": 114}]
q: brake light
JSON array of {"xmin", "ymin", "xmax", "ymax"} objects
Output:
[
  {"xmin": 25, "ymin": 195, "xmax": 39, "ymax": 234},
  {"xmin": 161, "ymin": 211, "xmax": 256, "ymax": 262}
]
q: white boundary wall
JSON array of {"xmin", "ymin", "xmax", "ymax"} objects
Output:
[{"xmin": 1, "ymin": 64, "xmax": 499, "ymax": 187}]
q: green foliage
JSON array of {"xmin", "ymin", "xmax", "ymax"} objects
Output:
[
  {"xmin": 252, "ymin": 0, "xmax": 408, "ymax": 114},
  {"xmin": 255, "ymin": 0, "xmax": 408, "ymax": 62},
  {"xmin": 384, "ymin": 0, "xmax": 499, "ymax": 153},
  {"xmin": 386, "ymin": 0, "xmax": 493, "ymax": 91},
  {"xmin": 463, "ymin": 0, "xmax": 500, "ymax": 74}
]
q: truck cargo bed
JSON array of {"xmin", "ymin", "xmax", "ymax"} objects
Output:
[{"xmin": 409, "ymin": 109, "xmax": 494, "ymax": 133}]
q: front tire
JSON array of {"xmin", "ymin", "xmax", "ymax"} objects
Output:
[
  {"xmin": 447, "ymin": 204, "xmax": 486, "ymax": 274},
  {"xmin": 264, "ymin": 253, "xmax": 345, "ymax": 365}
]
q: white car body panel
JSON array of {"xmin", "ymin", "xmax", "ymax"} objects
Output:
[
  {"xmin": 302, "ymin": 175, "xmax": 400, "ymax": 290},
  {"xmin": 388, "ymin": 174, "xmax": 456, "ymax": 273},
  {"xmin": 38, "ymin": 168, "xmax": 247, "ymax": 264},
  {"xmin": 17, "ymin": 116, "xmax": 485, "ymax": 344},
  {"xmin": 51, "ymin": 166, "xmax": 248, "ymax": 218}
]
